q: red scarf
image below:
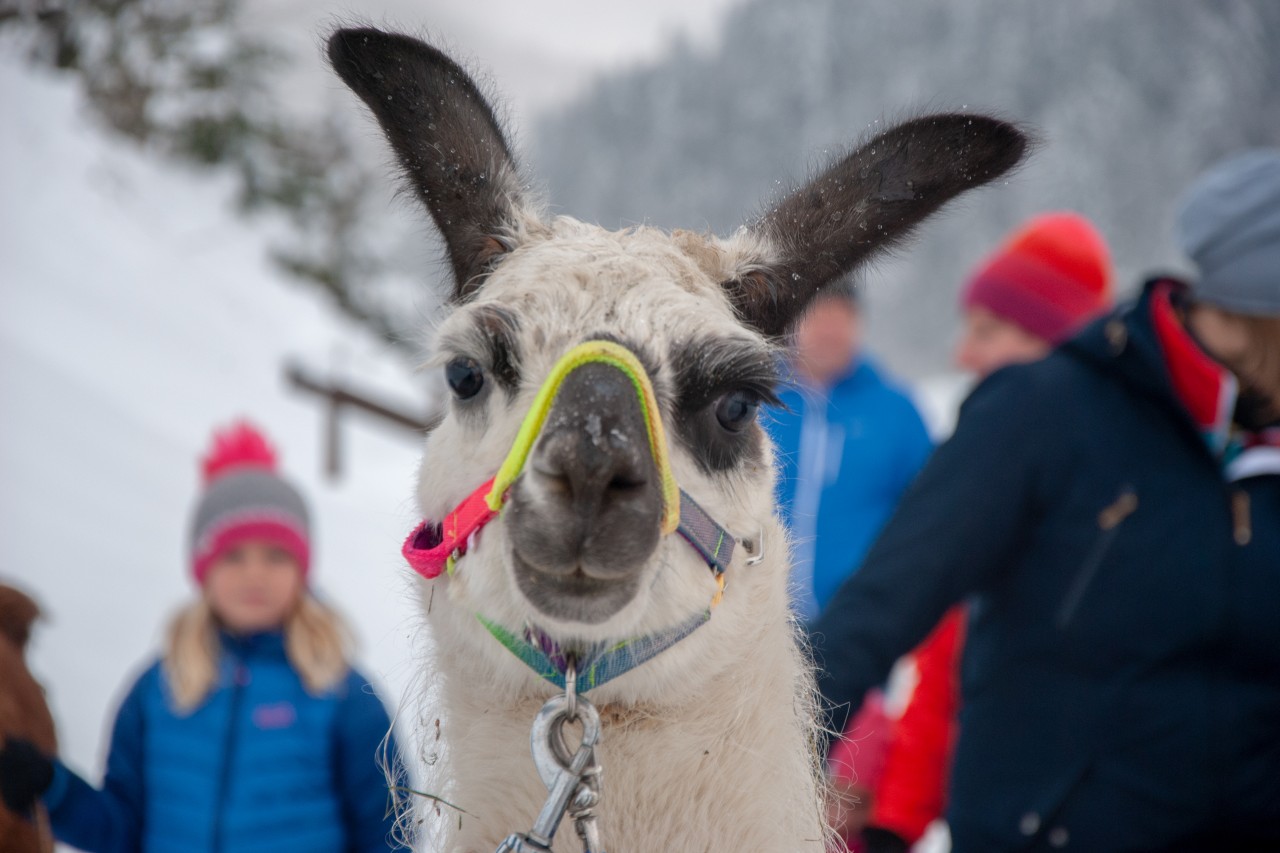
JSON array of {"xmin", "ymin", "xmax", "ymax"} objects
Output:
[
  {"xmin": 1150, "ymin": 280, "xmax": 1280, "ymax": 480},
  {"xmin": 1150, "ymin": 280, "xmax": 1237, "ymax": 455}
]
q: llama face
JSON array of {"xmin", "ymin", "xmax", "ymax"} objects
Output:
[
  {"xmin": 329, "ymin": 27, "xmax": 1027, "ymax": 673},
  {"xmin": 420, "ymin": 221, "xmax": 779, "ymax": 630}
]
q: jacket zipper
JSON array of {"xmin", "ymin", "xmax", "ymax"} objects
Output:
[
  {"xmin": 210, "ymin": 661, "xmax": 248, "ymax": 853},
  {"xmin": 1055, "ymin": 486, "xmax": 1139, "ymax": 629},
  {"xmin": 1231, "ymin": 489, "xmax": 1251, "ymax": 546}
]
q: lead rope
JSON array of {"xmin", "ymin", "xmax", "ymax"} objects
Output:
[{"xmin": 495, "ymin": 664, "xmax": 606, "ymax": 853}]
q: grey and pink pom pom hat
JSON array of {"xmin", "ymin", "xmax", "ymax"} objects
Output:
[{"xmin": 189, "ymin": 421, "xmax": 310, "ymax": 584}]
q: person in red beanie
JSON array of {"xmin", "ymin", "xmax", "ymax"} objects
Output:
[
  {"xmin": 856, "ymin": 213, "xmax": 1114, "ymax": 853},
  {"xmin": 0, "ymin": 421, "xmax": 408, "ymax": 852},
  {"xmin": 956, "ymin": 211, "xmax": 1113, "ymax": 377}
]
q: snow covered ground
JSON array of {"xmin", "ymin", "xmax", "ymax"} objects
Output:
[{"xmin": 1, "ymin": 55, "xmax": 434, "ymax": 782}]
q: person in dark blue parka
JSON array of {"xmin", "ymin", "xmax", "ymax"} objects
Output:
[
  {"xmin": 809, "ymin": 150, "xmax": 1280, "ymax": 851},
  {"xmin": 0, "ymin": 421, "xmax": 407, "ymax": 852}
]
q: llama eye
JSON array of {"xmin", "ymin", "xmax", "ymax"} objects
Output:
[
  {"xmin": 446, "ymin": 357, "xmax": 485, "ymax": 400},
  {"xmin": 714, "ymin": 389, "xmax": 760, "ymax": 433}
]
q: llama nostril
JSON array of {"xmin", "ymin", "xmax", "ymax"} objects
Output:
[
  {"xmin": 530, "ymin": 455, "xmax": 574, "ymax": 498},
  {"xmin": 608, "ymin": 474, "xmax": 647, "ymax": 493}
]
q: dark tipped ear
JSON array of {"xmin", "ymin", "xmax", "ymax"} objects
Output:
[
  {"xmin": 726, "ymin": 114, "xmax": 1030, "ymax": 338},
  {"xmin": 328, "ymin": 27, "xmax": 526, "ymax": 300}
]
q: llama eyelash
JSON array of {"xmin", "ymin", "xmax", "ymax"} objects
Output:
[
  {"xmin": 660, "ymin": 338, "xmax": 779, "ymax": 474},
  {"xmin": 432, "ymin": 305, "xmax": 523, "ymax": 398},
  {"xmin": 472, "ymin": 304, "xmax": 522, "ymax": 394},
  {"xmin": 672, "ymin": 338, "xmax": 782, "ymax": 412}
]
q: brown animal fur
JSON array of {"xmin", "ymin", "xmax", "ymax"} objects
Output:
[{"xmin": 0, "ymin": 584, "xmax": 57, "ymax": 853}]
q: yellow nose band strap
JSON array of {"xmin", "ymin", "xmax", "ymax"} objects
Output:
[{"xmin": 485, "ymin": 340, "xmax": 681, "ymax": 535}]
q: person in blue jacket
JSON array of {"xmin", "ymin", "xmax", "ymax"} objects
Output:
[
  {"xmin": 0, "ymin": 421, "xmax": 407, "ymax": 852},
  {"xmin": 809, "ymin": 151, "xmax": 1280, "ymax": 851},
  {"xmin": 767, "ymin": 277, "xmax": 933, "ymax": 623}
]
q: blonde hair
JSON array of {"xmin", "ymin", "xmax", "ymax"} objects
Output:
[{"xmin": 163, "ymin": 594, "xmax": 353, "ymax": 713}]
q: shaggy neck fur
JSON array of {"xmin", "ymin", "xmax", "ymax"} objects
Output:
[{"xmin": 418, "ymin": 516, "xmax": 826, "ymax": 852}]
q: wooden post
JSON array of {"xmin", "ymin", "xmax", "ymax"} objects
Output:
[
  {"xmin": 285, "ymin": 362, "xmax": 441, "ymax": 480},
  {"xmin": 325, "ymin": 394, "xmax": 341, "ymax": 480}
]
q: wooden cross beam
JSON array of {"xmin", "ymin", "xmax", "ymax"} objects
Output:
[{"xmin": 285, "ymin": 362, "xmax": 441, "ymax": 480}]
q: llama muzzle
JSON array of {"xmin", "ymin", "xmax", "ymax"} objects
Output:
[
  {"xmin": 507, "ymin": 348, "xmax": 670, "ymax": 622},
  {"xmin": 401, "ymin": 339, "xmax": 737, "ymax": 639}
]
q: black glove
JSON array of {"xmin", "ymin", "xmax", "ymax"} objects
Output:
[
  {"xmin": 862, "ymin": 826, "xmax": 910, "ymax": 853},
  {"xmin": 0, "ymin": 737, "xmax": 55, "ymax": 815}
]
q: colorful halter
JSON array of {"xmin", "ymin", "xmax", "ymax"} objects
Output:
[{"xmin": 402, "ymin": 340, "xmax": 743, "ymax": 692}]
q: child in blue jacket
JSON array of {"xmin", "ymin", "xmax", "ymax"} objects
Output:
[{"xmin": 0, "ymin": 421, "xmax": 406, "ymax": 852}]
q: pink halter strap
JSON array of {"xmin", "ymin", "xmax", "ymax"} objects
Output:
[{"xmin": 401, "ymin": 477, "xmax": 500, "ymax": 579}]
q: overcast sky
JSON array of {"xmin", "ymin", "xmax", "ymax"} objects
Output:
[{"xmin": 243, "ymin": 0, "xmax": 747, "ymax": 130}]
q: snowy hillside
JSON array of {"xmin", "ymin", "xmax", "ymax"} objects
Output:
[{"xmin": 0, "ymin": 56, "xmax": 435, "ymax": 781}]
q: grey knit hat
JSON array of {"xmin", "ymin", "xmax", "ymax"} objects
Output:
[
  {"xmin": 1175, "ymin": 149, "xmax": 1280, "ymax": 316},
  {"xmin": 190, "ymin": 422, "xmax": 310, "ymax": 584}
]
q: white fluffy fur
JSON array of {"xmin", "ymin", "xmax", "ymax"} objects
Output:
[{"xmin": 406, "ymin": 216, "xmax": 829, "ymax": 852}]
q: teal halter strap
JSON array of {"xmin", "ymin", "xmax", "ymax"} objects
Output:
[{"xmin": 477, "ymin": 608, "xmax": 712, "ymax": 694}]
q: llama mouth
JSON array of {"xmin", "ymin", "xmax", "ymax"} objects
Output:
[{"xmin": 510, "ymin": 550, "xmax": 641, "ymax": 625}]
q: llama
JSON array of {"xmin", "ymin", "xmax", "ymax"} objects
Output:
[
  {"xmin": 0, "ymin": 584, "xmax": 57, "ymax": 853},
  {"xmin": 328, "ymin": 28, "xmax": 1026, "ymax": 852}
]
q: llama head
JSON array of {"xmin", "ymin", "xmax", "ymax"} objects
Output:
[{"xmin": 329, "ymin": 28, "xmax": 1026, "ymax": 700}]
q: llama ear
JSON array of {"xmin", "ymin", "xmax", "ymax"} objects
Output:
[
  {"xmin": 726, "ymin": 114, "xmax": 1029, "ymax": 337},
  {"xmin": 328, "ymin": 28, "xmax": 526, "ymax": 301}
]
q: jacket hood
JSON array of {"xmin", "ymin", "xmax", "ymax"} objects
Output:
[{"xmin": 1061, "ymin": 277, "xmax": 1213, "ymax": 449}]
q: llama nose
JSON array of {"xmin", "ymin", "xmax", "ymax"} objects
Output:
[{"xmin": 509, "ymin": 360, "xmax": 663, "ymax": 580}]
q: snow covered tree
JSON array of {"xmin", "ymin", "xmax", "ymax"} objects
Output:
[{"xmin": 2, "ymin": 0, "xmax": 422, "ymax": 351}]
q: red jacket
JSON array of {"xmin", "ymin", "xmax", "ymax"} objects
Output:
[{"xmin": 870, "ymin": 606, "xmax": 965, "ymax": 843}]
